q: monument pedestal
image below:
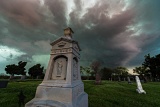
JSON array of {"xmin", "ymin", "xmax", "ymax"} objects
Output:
[
  {"xmin": 25, "ymin": 29, "xmax": 88, "ymax": 107},
  {"xmin": 25, "ymin": 82, "xmax": 88, "ymax": 107}
]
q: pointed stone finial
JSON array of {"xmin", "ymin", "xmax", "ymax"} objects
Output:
[{"xmin": 64, "ymin": 27, "xmax": 74, "ymax": 39}]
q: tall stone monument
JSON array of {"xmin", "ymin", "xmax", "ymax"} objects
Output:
[{"xmin": 25, "ymin": 27, "xmax": 88, "ymax": 107}]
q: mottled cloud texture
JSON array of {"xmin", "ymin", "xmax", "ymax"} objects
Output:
[{"xmin": 0, "ymin": 0, "xmax": 160, "ymax": 73}]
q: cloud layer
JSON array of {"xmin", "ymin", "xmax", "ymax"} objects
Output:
[{"xmin": 0, "ymin": 0, "xmax": 160, "ymax": 73}]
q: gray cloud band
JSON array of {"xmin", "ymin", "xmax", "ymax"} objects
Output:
[{"xmin": 0, "ymin": 0, "xmax": 160, "ymax": 69}]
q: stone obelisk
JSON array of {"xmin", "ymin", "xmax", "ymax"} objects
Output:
[{"xmin": 25, "ymin": 27, "xmax": 88, "ymax": 107}]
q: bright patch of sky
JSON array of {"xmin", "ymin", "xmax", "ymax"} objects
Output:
[
  {"xmin": 32, "ymin": 54, "xmax": 50, "ymax": 68},
  {"xmin": 127, "ymin": 23, "xmax": 143, "ymax": 37},
  {"xmin": 81, "ymin": 0, "xmax": 97, "ymax": 17},
  {"xmin": 0, "ymin": 16, "xmax": 8, "ymax": 24},
  {"xmin": 122, "ymin": 0, "xmax": 132, "ymax": 11},
  {"xmin": 39, "ymin": 0, "xmax": 44, "ymax": 6},
  {"xmin": 106, "ymin": 0, "xmax": 125, "ymax": 18},
  {"xmin": 66, "ymin": 0, "xmax": 97, "ymax": 25},
  {"xmin": 0, "ymin": 45, "xmax": 26, "ymax": 62},
  {"xmin": 66, "ymin": 0, "xmax": 74, "ymax": 25},
  {"xmin": 128, "ymin": 67, "xmax": 137, "ymax": 75}
]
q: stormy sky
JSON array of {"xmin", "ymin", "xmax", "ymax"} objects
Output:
[{"xmin": 0, "ymin": 0, "xmax": 160, "ymax": 74}]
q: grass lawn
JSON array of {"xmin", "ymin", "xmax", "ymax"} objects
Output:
[{"xmin": 0, "ymin": 80, "xmax": 160, "ymax": 107}]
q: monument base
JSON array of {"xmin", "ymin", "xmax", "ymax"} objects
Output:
[
  {"xmin": 25, "ymin": 83, "xmax": 88, "ymax": 107},
  {"xmin": 136, "ymin": 89, "xmax": 146, "ymax": 94}
]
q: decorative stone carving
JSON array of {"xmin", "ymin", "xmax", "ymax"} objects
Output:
[
  {"xmin": 74, "ymin": 45, "xmax": 79, "ymax": 52},
  {"xmin": 51, "ymin": 57, "xmax": 67, "ymax": 80},
  {"xmin": 51, "ymin": 48, "xmax": 73, "ymax": 54},
  {"xmin": 57, "ymin": 61, "xmax": 63, "ymax": 76},
  {"xmin": 64, "ymin": 27, "xmax": 74, "ymax": 39},
  {"xmin": 73, "ymin": 84, "xmax": 84, "ymax": 99},
  {"xmin": 73, "ymin": 58, "xmax": 78, "ymax": 81},
  {"xmin": 57, "ymin": 42, "xmax": 66, "ymax": 47}
]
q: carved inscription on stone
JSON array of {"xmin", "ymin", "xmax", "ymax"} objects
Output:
[
  {"xmin": 36, "ymin": 105, "xmax": 50, "ymax": 107},
  {"xmin": 73, "ymin": 59, "xmax": 78, "ymax": 81},
  {"xmin": 51, "ymin": 48, "xmax": 72, "ymax": 54}
]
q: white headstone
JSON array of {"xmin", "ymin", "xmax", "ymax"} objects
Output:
[
  {"xmin": 135, "ymin": 76, "xmax": 146, "ymax": 94},
  {"xmin": 25, "ymin": 28, "xmax": 88, "ymax": 107}
]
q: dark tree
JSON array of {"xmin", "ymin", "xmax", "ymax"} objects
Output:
[
  {"xmin": 84, "ymin": 67, "xmax": 92, "ymax": 80},
  {"xmin": 143, "ymin": 54, "xmax": 160, "ymax": 81},
  {"xmin": 90, "ymin": 60, "xmax": 101, "ymax": 76},
  {"xmin": 5, "ymin": 64, "xmax": 18, "ymax": 77},
  {"xmin": 17, "ymin": 61, "xmax": 27, "ymax": 75},
  {"xmin": 133, "ymin": 66, "xmax": 149, "ymax": 76},
  {"xmin": 28, "ymin": 64, "xmax": 44, "ymax": 79},
  {"xmin": 133, "ymin": 66, "xmax": 149, "ymax": 82},
  {"xmin": 80, "ymin": 66, "xmax": 84, "ymax": 75},
  {"xmin": 100, "ymin": 67, "xmax": 114, "ymax": 80},
  {"xmin": 114, "ymin": 66, "xmax": 129, "ymax": 81},
  {"xmin": 5, "ymin": 61, "xmax": 27, "ymax": 79}
]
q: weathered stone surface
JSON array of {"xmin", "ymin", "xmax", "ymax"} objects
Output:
[
  {"xmin": 135, "ymin": 76, "xmax": 146, "ymax": 94},
  {"xmin": 25, "ymin": 29, "xmax": 88, "ymax": 107},
  {"xmin": 127, "ymin": 76, "xmax": 132, "ymax": 84}
]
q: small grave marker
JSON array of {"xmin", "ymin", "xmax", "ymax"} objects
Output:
[
  {"xmin": 127, "ymin": 77, "xmax": 132, "ymax": 84},
  {"xmin": 95, "ymin": 73, "xmax": 101, "ymax": 85}
]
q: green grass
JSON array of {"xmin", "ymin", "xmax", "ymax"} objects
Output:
[{"xmin": 0, "ymin": 80, "xmax": 160, "ymax": 107}]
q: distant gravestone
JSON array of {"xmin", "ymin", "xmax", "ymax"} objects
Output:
[
  {"xmin": 123, "ymin": 78, "xmax": 126, "ymax": 81},
  {"xmin": 0, "ymin": 81, "xmax": 8, "ymax": 88},
  {"xmin": 21, "ymin": 75, "xmax": 26, "ymax": 80},
  {"xmin": 135, "ymin": 76, "xmax": 146, "ymax": 94},
  {"xmin": 127, "ymin": 77, "xmax": 132, "ymax": 84},
  {"xmin": 118, "ymin": 77, "xmax": 121, "ymax": 82},
  {"xmin": 95, "ymin": 73, "xmax": 101, "ymax": 85}
]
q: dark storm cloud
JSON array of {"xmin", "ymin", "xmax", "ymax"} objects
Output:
[
  {"xmin": 0, "ymin": 0, "xmax": 42, "ymax": 27},
  {"xmin": 0, "ymin": 0, "xmax": 160, "ymax": 71},
  {"xmin": 69, "ymin": 1, "xmax": 137, "ymax": 67},
  {"xmin": 126, "ymin": 0, "xmax": 160, "ymax": 66},
  {"xmin": 0, "ymin": 13, "xmax": 51, "ymax": 62},
  {"xmin": 45, "ymin": 0, "xmax": 67, "ymax": 28},
  {"xmin": 0, "ymin": 0, "xmax": 67, "ymax": 67},
  {"xmin": 68, "ymin": 0, "xmax": 160, "ymax": 67}
]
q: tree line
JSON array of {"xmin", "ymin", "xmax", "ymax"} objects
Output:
[
  {"xmin": 5, "ymin": 53, "xmax": 160, "ymax": 81},
  {"xmin": 81, "ymin": 53, "xmax": 160, "ymax": 82},
  {"xmin": 133, "ymin": 53, "xmax": 160, "ymax": 81},
  {"xmin": 81, "ymin": 61, "xmax": 129, "ymax": 81},
  {"xmin": 4, "ymin": 60, "xmax": 129, "ymax": 81},
  {"xmin": 5, "ymin": 61, "xmax": 44, "ymax": 79}
]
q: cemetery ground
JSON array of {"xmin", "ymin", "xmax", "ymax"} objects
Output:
[{"xmin": 0, "ymin": 80, "xmax": 160, "ymax": 107}]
